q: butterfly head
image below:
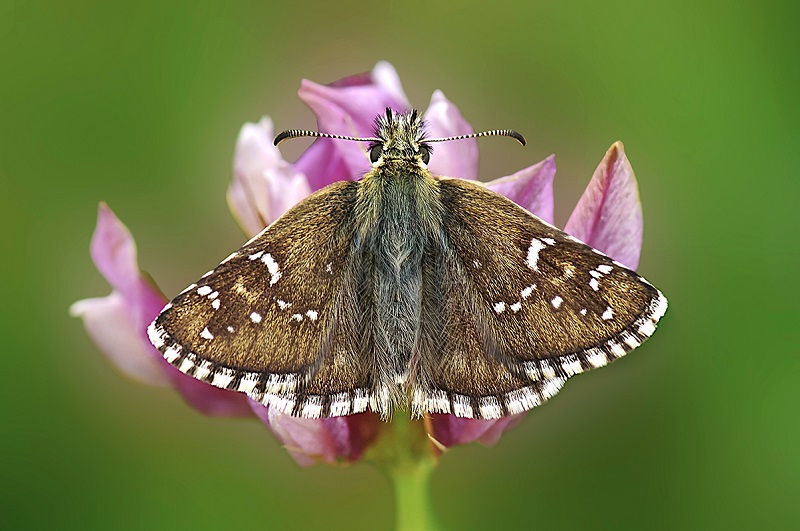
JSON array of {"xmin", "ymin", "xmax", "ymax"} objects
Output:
[
  {"xmin": 273, "ymin": 109, "xmax": 526, "ymax": 170},
  {"xmin": 370, "ymin": 108, "xmax": 431, "ymax": 168}
]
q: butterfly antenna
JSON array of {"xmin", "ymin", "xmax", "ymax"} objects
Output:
[
  {"xmin": 422, "ymin": 129, "xmax": 526, "ymax": 146},
  {"xmin": 274, "ymin": 129, "xmax": 380, "ymax": 146}
]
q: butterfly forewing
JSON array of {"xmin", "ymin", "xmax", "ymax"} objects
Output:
[
  {"xmin": 410, "ymin": 179, "xmax": 667, "ymax": 419},
  {"xmin": 148, "ymin": 180, "xmax": 375, "ymax": 417}
]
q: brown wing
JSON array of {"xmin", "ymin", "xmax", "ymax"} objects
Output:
[
  {"xmin": 410, "ymin": 178, "xmax": 667, "ymax": 419},
  {"xmin": 148, "ymin": 180, "xmax": 373, "ymax": 418}
]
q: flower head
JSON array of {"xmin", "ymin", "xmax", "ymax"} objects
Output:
[{"xmin": 73, "ymin": 61, "xmax": 645, "ymax": 463}]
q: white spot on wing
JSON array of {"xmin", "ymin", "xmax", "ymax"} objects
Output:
[
  {"xmin": 602, "ymin": 307, "xmax": 614, "ymax": 320},
  {"xmin": 180, "ymin": 283, "xmax": 197, "ymax": 295},
  {"xmin": 196, "ymin": 286, "xmax": 212, "ymax": 296},
  {"xmin": 623, "ymin": 333, "xmax": 640, "ymax": 348},
  {"xmin": 452, "ymin": 395, "xmax": 474, "ymax": 418},
  {"xmin": 590, "ymin": 278, "xmax": 600, "ymax": 291},
  {"xmin": 248, "ymin": 250, "xmax": 264, "ymax": 260},
  {"xmin": 163, "ymin": 345, "xmax": 181, "ymax": 363},
  {"xmin": 653, "ymin": 291, "xmax": 669, "ymax": 320},
  {"xmin": 195, "ymin": 360, "xmax": 212, "ymax": 380},
  {"xmin": 264, "ymin": 394, "xmax": 297, "ymax": 414},
  {"xmin": 261, "ymin": 253, "xmax": 282, "ymax": 285},
  {"xmin": 211, "ymin": 299, "xmax": 220, "ymax": 310},
  {"xmin": 524, "ymin": 362, "xmax": 540, "ymax": 381},
  {"xmin": 352, "ymin": 389, "xmax": 369, "ymax": 413},
  {"xmin": 587, "ymin": 350, "xmax": 608, "ymax": 368},
  {"xmin": 305, "ymin": 310, "xmax": 318, "ymax": 321},
  {"xmin": 540, "ymin": 360, "xmax": 556, "ymax": 379},
  {"xmin": 250, "ymin": 312, "xmax": 262, "ymax": 323},
  {"xmin": 200, "ymin": 327, "xmax": 214, "ymax": 340},
  {"xmin": 479, "ymin": 397, "xmax": 502, "ymax": 419},
  {"xmin": 639, "ymin": 320, "xmax": 656, "ymax": 337},
  {"xmin": 291, "ymin": 313, "xmax": 303, "ymax": 322},
  {"xmin": 301, "ymin": 397, "xmax": 323, "ymax": 418},
  {"xmin": 542, "ymin": 237, "xmax": 556, "ymax": 245},
  {"xmin": 277, "ymin": 299, "xmax": 291, "ymax": 310},
  {"xmin": 147, "ymin": 323, "xmax": 166, "ymax": 349},
  {"xmin": 521, "ymin": 284, "xmax": 536, "ymax": 299},
  {"xmin": 526, "ymin": 238, "xmax": 546, "ymax": 271},
  {"xmin": 510, "ymin": 302, "xmax": 522, "ymax": 313},
  {"xmin": 329, "ymin": 392, "xmax": 351, "ymax": 416},
  {"xmin": 179, "ymin": 355, "xmax": 195, "ymax": 374},
  {"xmin": 425, "ymin": 390, "xmax": 450, "ymax": 414},
  {"xmin": 238, "ymin": 373, "xmax": 260, "ymax": 393},
  {"xmin": 610, "ymin": 342, "xmax": 626, "ymax": 358},
  {"xmin": 212, "ymin": 368, "xmax": 235, "ymax": 389},
  {"xmin": 505, "ymin": 390, "xmax": 529, "ymax": 414},
  {"xmin": 541, "ymin": 378, "xmax": 564, "ymax": 399},
  {"xmin": 493, "ymin": 301, "xmax": 506, "ymax": 314},
  {"xmin": 597, "ymin": 264, "xmax": 613, "ymax": 274},
  {"xmin": 551, "ymin": 296, "xmax": 563, "ymax": 309},
  {"xmin": 561, "ymin": 355, "xmax": 583, "ymax": 376}
]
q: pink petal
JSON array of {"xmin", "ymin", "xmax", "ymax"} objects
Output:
[
  {"xmin": 164, "ymin": 360, "xmax": 253, "ymax": 417},
  {"xmin": 300, "ymin": 61, "xmax": 411, "ymax": 135},
  {"xmin": 564, "ymin": 142, "xmax": 643, "ymax": 269},
  {"xmin": 485, "ymin": 155, "xmax": 556, "ymax": 224},
  {"xmin": 89, "ymin": 202, "xmax": 144, "ymax": 302},
  {"xmin": 72, "ymin": 203, "xmax": 253, "ymax": 417},
  {"xmin": 326, "ymin": 61, "xmax": 410, "ymax": 110},
  {"xmin": 341, "ymin": 411, "xmax": 382, "ymax": 460},
  {"xmin": 249, "ymin": 400, "xmax": 381, "ymax": 467},
  {"xmin": 283, "ymin": 136, "xmax": 351, "ymax": 193},
  {"xmin": 367, "ymin": 60, "xmax": 411, "ymax": 109},
  {"xmin": 429, "ymin": 414, "xmax": 525, "ymax": 448},
  {"xmin": 71, "ymin": 203, "xmax": 168, "ymax": 386},
  {"xmin": 423, "ymin": 90, "xmax": 479, "ymax": 181},
  {"xmin": 229, "ymin": 117, "xmax": 311, "ymax": 238},
  {"xmin": 295, "ymin": 62, "xmax": 411, "ymax": 189},
  {"xmin": 71, "ymin": 292, "xmax": 169, "ymax": 386}
]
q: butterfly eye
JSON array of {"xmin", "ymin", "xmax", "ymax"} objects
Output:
[
  {"xmin": 369, "ymin": 144, "xmax": 383, "ymax": 164},
  {"xmin": 419, "ymin": 145, "xmax": 431, "ymax": 165}
]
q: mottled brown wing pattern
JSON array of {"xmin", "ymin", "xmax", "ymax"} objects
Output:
[
  {"xmin": 148, "ymin": 180, "xmax": 376, "ymax": 418},
  {"xmin": 409, "ymin": 179, "xmax": 667, "ymax": 419}
]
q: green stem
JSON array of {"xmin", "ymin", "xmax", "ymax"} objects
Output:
[
  {"xmin": 367, "ymin": 414, "xmax": 442, "ymax": 531},
  {"xmin": 392, "ymin": 455, "xmax": 437, "ymax": 531}
]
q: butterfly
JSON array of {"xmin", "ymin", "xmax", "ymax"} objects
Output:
[{"xmin": 147, "ymin": 108, "xmax": 667, "ymax": 420}]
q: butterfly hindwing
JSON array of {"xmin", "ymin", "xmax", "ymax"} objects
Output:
[
  {"xmin": 148, "ymin": 180, "xmax": 376, "ymax": 418},
  {"xmin": 410, "ymin": 178, "xmax": 667, "ymax": 419}
]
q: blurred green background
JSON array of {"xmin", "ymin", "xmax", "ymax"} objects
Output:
[{"xmin": 2, "ymin": 1, "xmax": 797, "ymax": 529}]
